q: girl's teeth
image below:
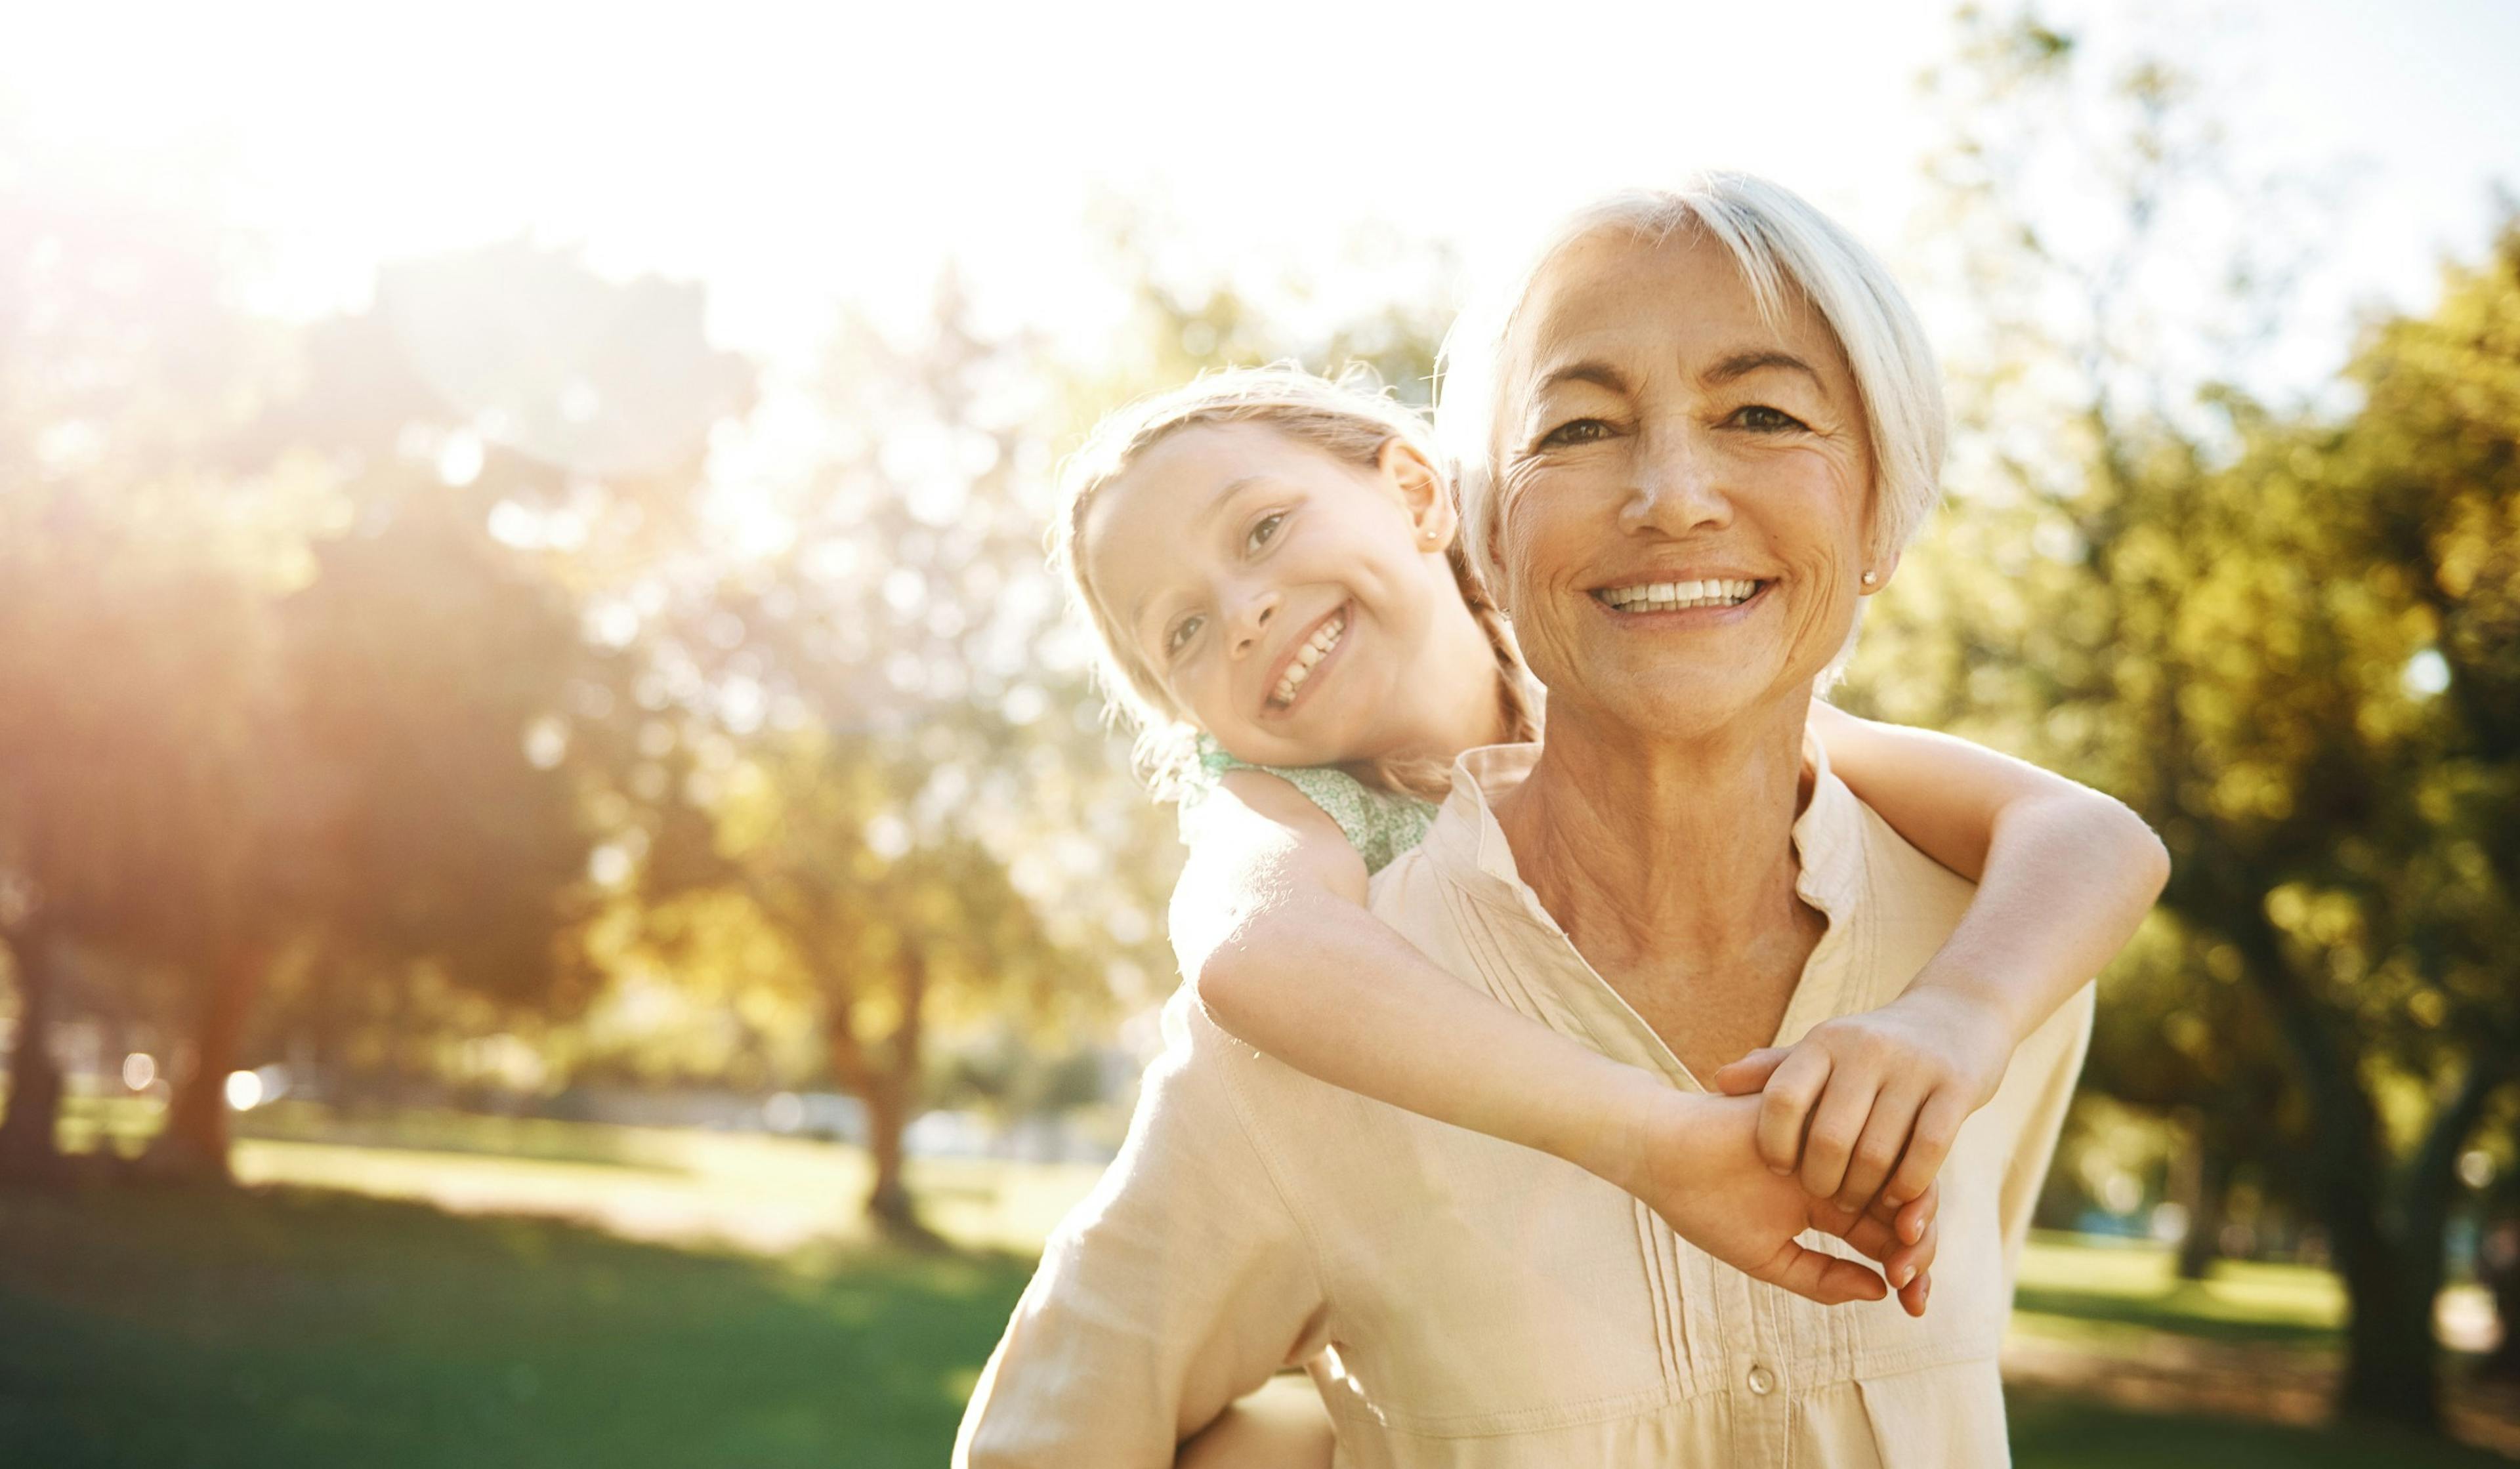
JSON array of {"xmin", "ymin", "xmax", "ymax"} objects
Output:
[
  {"xmin": 1598, "ymin": 579, "xmax": 1759, "ymax": 613},
  {"xmin": 1270, "ymin": 611, "xmax": 1347, "ymax": 707}
]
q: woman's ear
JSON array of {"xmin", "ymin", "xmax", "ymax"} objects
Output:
[
  {"xmin": 1859, "ymin": 547, "xmax": 1903, "ymax": 594},
  {"xmin": 1379, "ymin": 439, "xmax": 1458, "ymax": 550}
]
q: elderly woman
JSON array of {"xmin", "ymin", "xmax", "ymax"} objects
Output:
[{"xmin": 957, "ymin": 176, "xmax": 2093, "ymax": 1466}]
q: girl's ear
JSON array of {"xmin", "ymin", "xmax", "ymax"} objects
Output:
[{"xmin": 1379, "ymin": 439, "xmax": 1458, "ymax": 550}]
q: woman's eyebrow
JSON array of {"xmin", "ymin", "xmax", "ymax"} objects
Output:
[
  {"xmin": 1534, "ymin": 360, "xmax": 1630, "ymax": 396},
  {"xmin": 1704, "ymin": 349, "xmax": 1822, "ymax": 386}
]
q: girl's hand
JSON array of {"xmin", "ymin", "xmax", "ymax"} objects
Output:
[
  {"xmin": 1708, "ymin": 985, "xmax": 2014, "ymax": 1216},
  {"xmin": 1616, "ymin": 1091, "xmax": 1940, "ymax": 1315}
]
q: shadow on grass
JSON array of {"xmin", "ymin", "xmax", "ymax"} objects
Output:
[
  {"xmin": 0, "ymin": 1179, "xmax": 1032, "ymax": 1469},
  {"xmin": 2011, "ymin": 1279, "xmax": 2341, "ymax": 1349},
  {"xmin": 2010, "ymin": 1384, "xmax": 2520, "ymax": 1468}
]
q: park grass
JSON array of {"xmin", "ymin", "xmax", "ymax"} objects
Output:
[
  {"xmin": 5, "ymin": 1115, "xmax": 2514, "ymax": 1466},
  {"xmin": 0, "ymin": 1180, "xmax": 1035, "ymax": 1469},
  {"xmin": 2007, "ymin": 1384, "xmax": 2518, "ymax": 1468},
  {"xmin": 2011, "ymin": 1230, "xmax": 2347, "ymax": 1350}
]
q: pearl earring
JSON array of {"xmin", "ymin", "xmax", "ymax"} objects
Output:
[{"xmin": 1860, "ymin": 569, "xmax": 1878, "ymax": 587}]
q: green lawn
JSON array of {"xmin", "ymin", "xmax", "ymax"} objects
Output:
[
  {"xmin": 2012, "ymin": 1230, "xmax": 2347, "ymax": 1349},
  {"xmin": 2008, "ymin": 1386, "xmax": 2516, "ymax": 1468},
  {"xmin": 0, "ymin": 1181, "xmax": 1033, "ymax": 1468},
  {"xmin": 3, "ymin": 1118, "xmax": 2513, "ymax": 1466}
]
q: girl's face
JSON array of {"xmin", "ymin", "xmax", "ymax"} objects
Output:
[{"xmin": 1080, "ymin": 422, "xmax": 1463, "ymax": 768}]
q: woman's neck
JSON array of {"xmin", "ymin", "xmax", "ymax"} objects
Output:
[{"xmin": 1493, "ymin": 692, "xmax": 1816, "ymax": 970}]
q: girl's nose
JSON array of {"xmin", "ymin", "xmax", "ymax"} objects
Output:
[{"xmin": 1227, "ymin": 589, "xmax": 1282, "ymax": 659}]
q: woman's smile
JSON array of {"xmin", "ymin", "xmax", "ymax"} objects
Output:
[{"xmin": 1589, "ymin": 575, "xmax": 1773, "ymax": 619}]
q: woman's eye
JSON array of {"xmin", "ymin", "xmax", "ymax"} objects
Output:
[
  {"xmin": 1539, "ymin": 418, "xmax": 1612, "ymax": 448},
  {"xmin": 1246, "ymin": 512, "xmax": 1285, "ymax": 554},
  {"xmin": 1733, "ymin": 404, "xmax": 1805, "ymax": 432},
  {"xmin": 1166, "ymin": 613, "xmax": 1204, "ymax": 657}
]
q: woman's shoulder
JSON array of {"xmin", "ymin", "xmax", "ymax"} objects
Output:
[{"xmin": 1181, "ymin": 736, "xmax": 1435, "ymax": 875}]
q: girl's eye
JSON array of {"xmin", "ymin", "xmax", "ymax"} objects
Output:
[
  {"xmin": 1732, "ymin": 404, "xmax": 1806, "ymax": 432},
  {"xmin": 1539, "ymin": 418, "xmax": 1612, "ymax": 448},
  {"xmin": 1246, "ymin": 512, "xmax": 1285, "ymax": 554},
  {"xmin": 1165, "ymin": 613, "xmax": 1204, "ymax": 658}
]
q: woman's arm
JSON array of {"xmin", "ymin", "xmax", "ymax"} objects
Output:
[
  {"xmin": 1713, "ymin": 703, "xmax": 2170, "ymax": 1214},
  {"xmin": 1174, "ymin": 770, "xmax": 1937, "ymax": 1314}
]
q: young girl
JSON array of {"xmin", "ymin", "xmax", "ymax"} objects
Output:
[{"xmin": 1050, "ymin": 364, "xmax": 2166, "ymax": 1321}]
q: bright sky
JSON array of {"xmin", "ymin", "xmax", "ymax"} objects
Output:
[{"xmin": 7, "ymin": 0, "xmax": 2517, "ymax": 394}]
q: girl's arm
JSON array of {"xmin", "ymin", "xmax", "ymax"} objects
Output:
[
  {"xmin": 1170, "ymin": 770, "xmax": 1668, "ymax": 1189},
  {"xmin": 1810, "ymin": 701, "xmax": 2168, "ymax": 1039},
  {"xmin": 1173, "ymin": 768, "xmax": 1937, "ymax": 1314},
  {"xmin": 1713, "ymin": 701, "xmax": 2170, "ymax": 1213}
]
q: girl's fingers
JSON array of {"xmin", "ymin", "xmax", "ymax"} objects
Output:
[
  {"xmin": 1835, "ymin": 1085, "xmax": 1928, "ymax": 1212},
  {"xmin": 1832, "ymin": 1205, "xmax": 1899, "ymax": 1262},
  {"xmin": 1898, "ymin": 1268, "xmax": 1931, "ymax": 1317},
  {"xmin": 1891, "ymin": 1183, "xmax": 1938, "ymax": 1246},
  {"xmin": 1753, "ymin": 1047, "xmax": 1834, "ymax": 1175},
  {"xmin": 1712, "ymin": 1046, "xmax": 1790, "ymax": 1096},
  {"xmin": 1797, "ymin": 1069, "xmax": 1882, "ymax": 1203},
  {"xmin": 1886, "ymin": 1199, "xmax": 1940, "ymax": 1286},
  {"xmin": 1881, "ymin": 1092, "xmax": 1971, "ymax": 1209},
  {"xmin": 1760, "ymin": 1239, "xmax": 1889, "ymax": 1307}
]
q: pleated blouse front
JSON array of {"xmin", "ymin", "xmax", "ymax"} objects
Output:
[{"xmin": 957, "ymin": 738, "xmax": 2093, "ymax": 1468}]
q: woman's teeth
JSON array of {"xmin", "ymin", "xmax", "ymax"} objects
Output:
[
  {"xmin": 1269, "ymin": 611, "xmax": 1347, "ymax": 708},
  {"xmin": 1595, "ymin": 579, "xmax": 1760, "ymax": 613}
]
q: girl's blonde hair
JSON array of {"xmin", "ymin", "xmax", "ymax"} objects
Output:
[{"xmin": 1049, "ymin": 362, "xmax": 1537, "ymax": 802}]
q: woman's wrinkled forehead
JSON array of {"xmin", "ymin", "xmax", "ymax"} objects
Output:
[{"xmin": 1496, "ymin": 225, "xmax": 1813, "ymax": 419}]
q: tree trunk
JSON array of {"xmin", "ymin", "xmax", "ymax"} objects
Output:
[
  {"xmin": 863, "ymin": 1070, "xmax": 917, "ymax": 1230},
  {"xmin": 825, "ymin": 951, "xmax": 933, "ymax": 1243},
  {"xmin": 142, "ymin": 938, "xmax": 268, "ymax": 1184},
  {"xmin": 2174, "ymin": 1126, "xmax": 2231, "ymax": 1280},
  {"xmin": 2479, "ymin": 1212, "xmax": 2520, "ymax": 1385},
  {"xmin": 2333, "ymin": 1060, "xmax": 2507, "ymax": 1429},
  {"xmin": 0, "ymin": 922, "xmax": 67, "ymax": 1182},
  {"xmin": 2335, "ymin": 1225, "xmax": 2447, "ymax": 1429}
]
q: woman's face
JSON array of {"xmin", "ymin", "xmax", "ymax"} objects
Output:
[
  {"xmin": 1080, "ymin": 421, "xmax": 1463, "ymax": 768},
  {"xmin": 1490, "ymin": 227, "xmax": 1881, "ymax": 741}
]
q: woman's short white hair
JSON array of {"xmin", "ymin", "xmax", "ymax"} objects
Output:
[{"xmin": 1435, "ymin": 173, "xmax": 1947, "ymax": 623}]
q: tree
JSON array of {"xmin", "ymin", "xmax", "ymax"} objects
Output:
[
  {"xmin": 0, "ymin": 136, "xmax": 306, "ymax": 1180},
  {"xmin": 0, "ymin": 202, "xmax": 751, "ymax": 1179},
  {"xmin": 1841, "ymin": 12, "xmax": 2520, "ymax": 1428},
  {"xmin": 646, "ymin": 730, "xmax": 1087, "ymax": 1234},
  {"xmin": 621, "ymin": 272, "xmax": 1171, "ymax": 1232}
]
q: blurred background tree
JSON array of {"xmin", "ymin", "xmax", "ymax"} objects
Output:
[{"xmin": 1839, "ymin": 10, "xmax": 2520, "ymax": 1429}]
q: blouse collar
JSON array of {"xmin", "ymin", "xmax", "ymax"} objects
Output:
[{"xmin": 1429, "ymin": 725, "xmax": 1868, "ymax": 926}]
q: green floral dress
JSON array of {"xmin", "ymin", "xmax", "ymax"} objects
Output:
[{"xmin": 1178, "ymin": 735, "xmax": 1437, "ymax": 875}]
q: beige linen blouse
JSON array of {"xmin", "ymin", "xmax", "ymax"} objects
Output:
[{"xmin": 957, "ymin": 737, "xmax": 2093, "ymax": 1468}]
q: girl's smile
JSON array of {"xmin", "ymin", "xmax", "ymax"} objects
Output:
[{"xmin": 1261, "ymin": 601, "xmax": 1351, "ymax": 717}]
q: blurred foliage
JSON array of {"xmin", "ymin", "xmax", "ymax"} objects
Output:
[{"xmin": 1838, "ymin": 7, "xmax": 2520, "ymax": 1430}]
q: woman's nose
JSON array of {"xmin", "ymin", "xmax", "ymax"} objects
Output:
[
  {"xmin": 1621, "ymin": 431, "xmax": 1732, "ymax": 537},
  {"xmin": 1227, "ymin": 589, "xmax": 1282, "ymax": 658}
]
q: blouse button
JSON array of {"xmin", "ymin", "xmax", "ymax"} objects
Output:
[{"xmin": 1748, "ymin": 1364, "xmax": 1776, "ymax": 1396}]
